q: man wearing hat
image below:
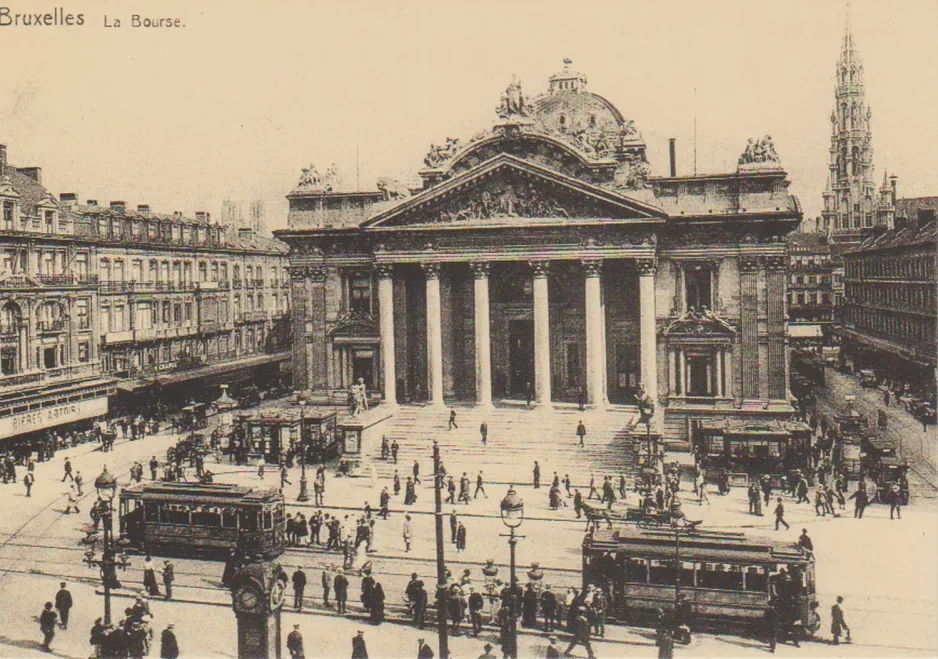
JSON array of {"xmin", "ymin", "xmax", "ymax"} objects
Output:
[
  {"xmin": 54, "ymin": 582, "xmax": 72, "ymax": 630},
  {"xmin": 417, "ymin": 638, "xmax": 434, "ymax": 659},
  {"xmin": 160, "ymin": 623, "xmax": 179, "ymax": 659},
  {"xmin": 334, "ymin": 568, "xmax": 349, "ymax": 614},
  {"xmin": 287, "ymin": 624, "xmax": 305, "ymax": 659},
  {"xmin": 162, "ymin": 560, "xmax": 175, "ymax": 600},
  {"xmin": 468, "ymin": 586, "xmax": 484, "ymax": 636},
  {"xmin": 478, "ymin": 642, "xmax": 497, "ymax": 659},
  {"xmin": 351, "ymin": 630, "xmax": 368, "ymax": 659}
]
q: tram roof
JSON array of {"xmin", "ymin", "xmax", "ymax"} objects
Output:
[
  {"xmin": 587, "ymin": 526, "xmax": 809, "ymax": 564},
  {"xmin": 122, "ymin": 482, "xmax": 283, "ymax": 505}
]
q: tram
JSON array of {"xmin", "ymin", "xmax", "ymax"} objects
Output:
[
  {"xmin": 118, "ymin": 482, "xmax": 285, "ymax": 558},
  {"xmin": 582, "ymin": 525, "xmax": 817, "ymax": 632}
]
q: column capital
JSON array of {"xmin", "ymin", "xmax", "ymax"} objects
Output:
[
  {"xmin": 635, "ymin": 258, "xmax": 658, "ymax": 275},
  {"xmin": 420, "ymin": 263, "xmax": 441, "ymax": 280},
  {"xmin": 763, "ymin": 255, "xmax": 790, "ymax": 272},
  {"xmin": 581, "ymin": 259, "xmax": 603, "ymax": 278},
  {"xmin": 308, "ymin": 266, "xmax": 327, "ymax": 282},
  {"xmin": 375, "ymin": 264, "xmax": 395, "ymax": 280},
  {"xmin": 528, "ymin": 260, "xmax": 550, "ymax": 278},
  {"xmin": 469, "ymin": 262, "xmax": 490, "ymax": 279},
  {"xmin": 739, "ymin": 255, "xmax": 762, "ymax": 273}
]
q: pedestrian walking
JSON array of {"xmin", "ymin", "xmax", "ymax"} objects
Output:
[
  {"xmin": 281, "ymin": 465, "xmax": 292, "ymax": 490},
  {"xmin": 162, "ymin": 560, "xmax": 175, "ymax": 600},
  {"xmin": 62, "ymin": 458, "xmax": 73, "ymax": 482},
  {"xmin": 149, "ymin": 456, "xmax": 159, "ymax": 480},
  {"xmin": 351, "ymin": 630, "xmax": 368, "ymax": 659},
  {"xmin": 65, "ymin": 484, "xmax": 80, "ymax": 514},
  {"xmin": 576, "ymin": 420, "xmax": 587, "ymax": 447},
  {"xmin": 831, "ymin": 596, "xmax": 850, "ymax": 645},
  {"xmin": 54, "ymin": 582, "xmax": 72, "ymax": 630},
  {"xmin": 563, "ymin": 608, "xmax": 595, "ymax": 659},
  {"xmin": 391, "ymin": 440, "xmax": 399, "ymax": 464},
  {"xmin": 257, "ymin": 458, "xmax": 265, "ymax": 479},
  {"xmin": 403, "ymin": 514, "xmax": 413, "ymax": 552},
  {"xmin": 292, "ymin": 566, "xmax": 307, "ymax": 611},
  {"xmin": 479, "ymin": 422, "xmax": 487, "ymax": 445},
  {"xmin": 334, "ymin": 570, "xmax": 349, "ymax": 614},
  {"xmin": 525, "ymin": 381, "xmax": 533, "ymax": 406},
  {"xmin": 889, "ymin": 483, "xmax": 902, "ymax": 520},
  {"xmin": 144, "ymin": 555, "xmax": 161, "ymax": 596},
  {"xmin": 450, "ymin": 510, "xmax": 458, "ymax": 544},
  {"xmin": 849, "ymin": 484, "xmax": 869, "ymax": 518},
  {"xmin": 474, "ymin": 471, "xmax": 487, "ymax": 499},
  {"xmin": 656, "ymin": 616, "xmax": 674, "ymax": 659},
  {"xmin": 774, "ymin": 497, "xmax": 790, "ymax": 531},
  {"xmin": 533, "ymin": 461, "xmax": 540, "ymax": 489},
  {"xmin": 160, "ymin": 623, "xmax": 179, "ymax": 659},
  {"xmin": 39, "ymin": 602, "xmax": 57, "ymax": 651},
  {"xmin": 587, "ymin": 474, "xmax": 598, "ymax": 500},
  {"xmin": 74, "ymin": 471, "xmax": 83, "ymax": 496},
  {"xmin": 24, "ymin": 471, "xmax": 34, "ymax": 497},
  {"xmin": 448, "ymin": 409, "xmax": 458, "ymax": 430},
  {"xmin": 573, "ymin": 489, "xmax": 583, "ymax": 518},
  {"xmin": 379, "ymin": 487, "xmax": 390, "ymax": 519},
  {"xmin": 322, "ymin": 565, "xmax": 333, "ymax": 607},
  {"xmin": 456, "ymin": 521, "xmax": 467, "ymax": 552},
  {"xmin": 287, "ymin": 624, "xmax": 305, "ymax": 658}
]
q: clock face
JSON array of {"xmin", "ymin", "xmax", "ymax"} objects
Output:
[
  {"xmin": 236, "ymin": 587, "xmax": 260, "ymax": 613},
  {"xmin": 270, "ymin": 580, "xmax": 286, "ymax": 611}
]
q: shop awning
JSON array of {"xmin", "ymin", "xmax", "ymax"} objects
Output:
[
  {"xmin": 116, "ymin": 352, "xmax": 290, "ymax": 392},
  {"xmin": 788, "ymin": 324, "xmax": 823, "ymax": 339}
]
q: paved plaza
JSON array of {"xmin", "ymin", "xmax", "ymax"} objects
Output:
[{"xmin": 0, "ymin": 371, "xmax": 935, "ymax": 658}]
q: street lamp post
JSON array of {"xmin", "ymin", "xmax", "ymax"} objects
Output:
[
  {"xmin": 84, "ymin": 466, "xmax": 129, "ymax": 627},
  {"xmin": 297, "ymin": 400, "xmax": 309, "ymax": 502},
  {"xmin": 433, "ymin": 440, "xmax": 449, "ymax": 659},
  {"xmin": 500, "ymin": 486, "xmax": 525, "ymax": 659}
]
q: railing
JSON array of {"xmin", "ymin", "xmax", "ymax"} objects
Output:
[
  {"xmin": 238, "ymin": 311, "xmax": 268, "ymax": 323},
  {"xmin": 0, "ymin": 371, "xmax": 44, "ymax": 389},
  {"xmin": 0, "ymin": 325, "xmax": 19, "ymax": 338},
  {"xmin": 0, "ymin": 274, "xmax": 99, "ymax": 288},
  {"xmin": 37, "ymin": 319, "xmax": 67, "ymax": 333},
  {"xmin": 0, "ymin": 363, "xmax": 101, "ymax": 390}
]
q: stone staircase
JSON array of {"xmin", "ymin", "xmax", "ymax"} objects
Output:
[{"xmin": 361, "ymin": 403, "xmax": 641, "ymax": 489}]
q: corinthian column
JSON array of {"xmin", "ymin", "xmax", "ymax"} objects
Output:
[
  {"xmin": 377, "ymin": 264, "xmax": 397, "ymax": 408},
  {"xmin": 582, "ymin": 259, "xmax": 606, "ymax": 408},
  {"xmin": 530, "ymin": 260, "xmax": 552, "ymax": 408},
  {"xmin": 422, "ymin": 263, "xmax": 444, "ymax": 407},
  {"xmin": 637, "ymin": 259, "xmax": 659, "ymax": 403},
  {"xmin": 471, "ymin": 263, "xmax": 493, "ymax": 408}
]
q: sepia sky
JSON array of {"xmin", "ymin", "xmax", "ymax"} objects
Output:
[{"xmin": 1, "ymin": 0, "xmax": 936, "ymax": 231}]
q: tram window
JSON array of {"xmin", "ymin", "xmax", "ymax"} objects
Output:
[
  {"xmin": 744, "ymin": 566, "xmax": 768, "ymax": 592},
  {"xmin": 263, "ymin": 511, "xmax": 273, "ymax": 529},
  {"xmin": 649, "ymin": 559, "xmax": 675, "ymax": 586},
  {"xmin": 222, "ymin": 508, "xmax": 238, "ymax": 528},
  {"xmin": 144, "ymin": 503, "xmax": 160, "ymax": 522},
  {"xmin": 163, "ymin": 505, "xmax": 190, "ymax": 525},
  {"xmin": 679, "ymin": 561, "xmax": 695, "ymax": 587},
  {"xmin": 191, "ymin": 506, "xmax": 221, "ymax": 527},
  {"xmin": 697, "ymin": 563, "xmax": 742, "ymax": 590},
  {"xmin": 624, "ymin": 558, "xmax": 648, "ymax": 583},
  {"xmin": 240, "ymin": 510, "xmax": 258, "ymax": 531}
]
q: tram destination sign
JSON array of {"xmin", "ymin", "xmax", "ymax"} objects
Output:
[{"xmin": 0, "ymin": 397, "xmax": 108, "ymax": 439}]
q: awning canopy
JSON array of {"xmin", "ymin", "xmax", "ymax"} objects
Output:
[
  {"xmin": 788, "ymin": 324, "xmax": 823, "ymax": 339},
  {"xmin": 117, "ymin": 352, "xmax": 289, "ymax": 392}
]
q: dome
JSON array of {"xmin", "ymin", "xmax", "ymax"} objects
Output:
[{"xmin": 531, "ymin": 59, "xmax": 626, "ymax": 137}]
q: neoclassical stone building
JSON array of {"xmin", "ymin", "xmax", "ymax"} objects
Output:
[{"xmin": 277, "ymin": 61, "xmax": 801, "ymax": 446}]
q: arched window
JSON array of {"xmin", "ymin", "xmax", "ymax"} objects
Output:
[
  {"xmin": 851, "ymin": 146, "xmax": 860, "ymax": 176},
  {"xmin": 559, "ymin": 115, "xmax": 566, "ymax": 133},
  {"xmin": 841, "ymin": 104, "xmax": 848, "ymax": 131},
  {"xmin": 1, "ymin": 301, "xmax": 21, "ymax": 332}
]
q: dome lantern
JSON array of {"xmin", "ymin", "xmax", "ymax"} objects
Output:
[{"xmin": 548, "ymin": 58, "xmax": 587, "ymax": 94}]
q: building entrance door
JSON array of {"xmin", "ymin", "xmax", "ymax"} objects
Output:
[
  {"xmin": 508, "ymin": 320, "xmax": 534, "ymax": 397},
  {"xmin": 352, "ymin": 348, "xmax": 375, "ymax": 389}
]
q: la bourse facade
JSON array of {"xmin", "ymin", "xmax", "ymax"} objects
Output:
[{"xmin": 277, "ymin": 62, "xmax": 801, "ymax": 452}]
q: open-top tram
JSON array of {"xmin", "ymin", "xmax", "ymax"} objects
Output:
[
  {"xmin": 119, "ymin": 482, "xmax": 285, "ymax": 558},
  {"xmin": 583, "ymin": 525, "xmax": 816, "ymax": 634}
]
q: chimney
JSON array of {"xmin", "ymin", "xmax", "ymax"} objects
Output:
[
  {"xmin": 0, "ymin": 144, "xmax": 6, "ymax": 169},
  {"xmin": 668, "ymin": 138, "xmax": 677, "ymax": 177},
  {"xmin": 109, "ymin": 201, "xmax": 126, "ymax": 214},
  {"xmin": 172, "ymin": 211, "xmax": 183, "ymax": 221},
  {"xmin": 86, "ymin": 199, "xmax": 98, "ymax": 207},
  {"xmin": 195, "ymin": 211, "xmax": 208, "ymax": 223},
  {"xmin": 137, "ymin": 204, "xmax": 150, "ymax": 217},
  {"xmin": 889, "ymin": 175, "xmax": 898, "ymax": 205},
  {"xmin": 238, "ymin": 227, "xmax": 255, "ymax": 239},
  {"xmin": 59, "ymin": 193, "xmax": 78, "ymax": 204},
  {"xmin": 16, "ymin": 167, "xmax": 41, "ymax": 184}
]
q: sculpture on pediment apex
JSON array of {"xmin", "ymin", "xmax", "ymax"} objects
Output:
[
  {"xmin": 496, "ymin": 75, "xmax": 530, "ymax": 120},
  {"xmin": 738, "ymin": 135, "xmax": 781, "ymax": 166}
]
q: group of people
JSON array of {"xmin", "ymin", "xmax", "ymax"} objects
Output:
[{"xmin": 38, "ymin": 582, "xmax": 179, "ymax": 658}]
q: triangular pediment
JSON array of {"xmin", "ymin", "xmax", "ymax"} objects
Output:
[
  {"xmin": 663, "ymin": 309, "xmax": 737, "ymax": 340},
  {"xmin": 362, "ymin": 154, "xmax": 665, "ymax": 229}
]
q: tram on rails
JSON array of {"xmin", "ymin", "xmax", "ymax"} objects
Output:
[
  {"xmin": 118, "ymin": 482, "xmax": 285, "ymax": 558},
  {"xmin": 582, "ymin": 525, "xmax": 817, "ymax": 634}
]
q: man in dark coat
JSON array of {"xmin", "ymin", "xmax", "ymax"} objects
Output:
[
  {"xmin": 468, "ymin": 587, "xmax": 484, "ymax": 636},
  {"xmin": 417, "ymin": 638, "xmax": 434, "ymax": 659},
  {"xmin": 162, "ymin": 560, "xmax": 175, "ymax": 599},
  {"xmin": 849, "ymin": 485, "xmax": 869, "ymax": 518},
  {"xmin": 369, "ymin": 582, "xmax": 385, "ymax": 625},
  {"xmin": 456, "ymin": 522, "xmax": 467, "ymax": 552},
  {"xmin": 563, "ymin": 608, "xmax": 595, "ymax": 658},
  {"xmin": 541, "ymin": 585, "xmax": 557, "ymax": 632},
  {"xmin": 533, "ymin": 461, "xmax": 540, "ymax": 489},
  {"xmin": 450, "ymin": 510, "xmax": 458, "ymax": 544},
  {"xmin": 334, "ymin": 570, "xmax": 349, "ymax": 614},
  {"xmin": 413, "ymin": 581, "xmax": 428, "ymax": 629},
  {"xmin": 831, "ymin": 596, "xmax": 850, "ymax": 645},
  {"xmin": 39, "ymin": 602, "xmax": 57, "ymax": 651},
  {"xmin": 576, "ymin": 420, "xmax": 587, "ymax": 447},
  {"xmin": 287, "ymin": 624, "xmax": 304, "ymax": 658},
  {"xmin": 521, "ymin": 583, "xmax": 538, "ymax": 628},
  {"xmin": 480, "ymin": 422, "xmax": 487, "ymax": 445},
  {"xmin": 292, "ymin": 567, "xmax": 307, "ymax": 611},
  {"xmin": 573, "ymin": 489, "xmax": 584, "ymax": 518},
  {"xmin": 361, "ymin": 570, "xmax": 375, "ymax": 612},
  {"xmin": 351, "ymin": 630, "xmax": 368, "ymax": 659},
  {"xmin": 54, "ymin": 582, "xmax": 72, "ymax": 630}
]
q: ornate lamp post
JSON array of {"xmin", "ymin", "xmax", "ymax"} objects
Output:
[
  {"xmin": 84, "ymin": 466, "xmax": 129, "ymax": 626},
  {"xmin": 296, "ymin": 399, "xmax": 309, "ymax": 502},
  {"xmin": 500, "ymin": 486, "xmax": 525, "ymax": 659},
  {"xmin": 433, "ymin": 440, "xmax": 449, "ymax": 659}
]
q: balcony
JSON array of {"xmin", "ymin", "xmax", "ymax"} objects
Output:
[
  {"xmin": 0, "ymin": 363, "xmax": 101, "ymax": 391},
  {"xmin": 256, "ymin": 279, "xmax": 265, "ymax": 288},
  {"xmin": 218, "ymin": 280, "xmax": 231, "ymax": 291},
  {"xmin": 195, "ymin": 281, "xmax": 219, "ymax": 291},
  {"xmin": 99, "ymin": 281, "xmax": 128, "ymax": 294},
  {"xmin": 37, "ymin": 319, "xmax": 67, "ymax": 334},
  {"xmin": 0, "ymin": 324, "xmax": 19, "ymax": 338},
  {"xmin": 233, "ymin": 280, "xmax": 243, "ymax": 290},
  {"xmin": 103, "ymin": 329, "xmax": 134, "ymax": 345},
  {"xmin": 0, "ymin": 274, "xmax": 99, "ymax": 289},
  {"xmin": 237, "ymin": 311, "xmax": 268, "ymax": 323}
]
